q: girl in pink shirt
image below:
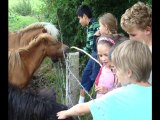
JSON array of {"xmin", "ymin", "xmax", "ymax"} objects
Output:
[
  {"xmin": 93, "ymin": 13, "xmax": 128, "ymax": 98},
  {"xmin": 95, "ymin": 35, "xmax": 118, "ymax": 98}
]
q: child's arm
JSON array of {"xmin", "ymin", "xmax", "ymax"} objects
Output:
[{"xmin": 57, "ymin": 102, "xmax": 90, "ymax": 119}]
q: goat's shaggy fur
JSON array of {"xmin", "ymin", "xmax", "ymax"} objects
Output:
[{"xmin": 8, "ymin": 84, "xmax": 74, "ymax": 120}]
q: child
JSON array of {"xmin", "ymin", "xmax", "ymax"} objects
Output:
[
  {"xmin": 93, "ymin": 12, "xmax": 123, "ymax": 56},
  {"xmin": 94, "ymin": 12, "xmax": 118, "ymax": 38},
  {"xmin": 94, "ymin": 34, "xmax": 118, "ymax": 98},
  {"xmin": 76, "ymin": 4, "xmax": 101, "ymax": 104},
  {"xmin": 120, "ymin": 1, "xmax": 152, "ymax": 83},
  {"xmin": 93, "ymin": 13, "xmax": 128, "ymax": 98},
  {"xmin": 57, "ymin": 40, "xmax": 152, "ymax": 120}
]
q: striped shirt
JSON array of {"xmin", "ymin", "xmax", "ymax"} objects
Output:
[{"xmin": 83, "ymin": 18, "xmax": 99, "ymax": 53}]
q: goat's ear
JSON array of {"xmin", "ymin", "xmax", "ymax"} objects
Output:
[{"xmin": 42, "ymin": 28, "xmax": 47, "ymax": 33}]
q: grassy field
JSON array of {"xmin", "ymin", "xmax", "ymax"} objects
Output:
[
  {"xmin": 9, "ymin": 0, "xmax": 44, "ymax": 10},
  {"xmin": 9, "ymin": 0, "xmax": 45, "ymax": 31},
  {"xmin": 9, "ymin": 15, "xmax": 39, "ymax": 31}
]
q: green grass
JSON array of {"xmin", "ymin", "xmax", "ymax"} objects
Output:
[
  {"xmin": 9, "ymin": 0, "xmax": 44, "ymax": 10},
  {"xmin": 9, "ymin": 0, "xmax": 46, "ymax": 31},
  {"xmin": 9, "ymin": 15, "xmax": 39, "ymax": 31}
]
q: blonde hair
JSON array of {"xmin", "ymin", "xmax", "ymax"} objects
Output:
[
  {"xmin": 111, "ymin": 40, "xmax": 152, "ymax": 82},
  {"xmin": 121, "ymin": 1, "xmax": 152, "ymax": 31},
  {"xmin": 99, "ymin": 13, "xmax": 118, "ymax": 34}
]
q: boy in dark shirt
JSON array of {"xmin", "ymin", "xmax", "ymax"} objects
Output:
[{"xmin": 76, "ymin": 4, "xmax": 100, "ymax": 103}]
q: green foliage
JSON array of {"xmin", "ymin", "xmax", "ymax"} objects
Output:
[
  {"xmin": 41, "ymin": 59, "xmax": 67, "ymax": 104},
  {"xmin": 147, "ymin": 0, "xmax": 152, "ymax": 6},
  {"xmin": 9, "ymin": 14, "xmax": 39, "ymax": 31},
  {"xmin": 30, "ymin": 0, "xmax": 44, "ymax": 15},
  {"xmin": 9, "ymin": 0, "xmax": 46, "ymax": 31},
  {"xmin": 11, "ymin": 0, "xmax": 32, "ymax": 16}
]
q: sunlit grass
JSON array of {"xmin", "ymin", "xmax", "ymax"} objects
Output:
[
  {"xmin": 9, "ymin": 0, "xmax": 44, "ymax": 10},
  {"xmin": 9, "ymin": 15, "xmax": 39, "ymax": 31}
]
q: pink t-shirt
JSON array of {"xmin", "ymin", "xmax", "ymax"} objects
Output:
[{"xmin": 95, "ymin": 66, "xmax": 116, "ymax": 98}]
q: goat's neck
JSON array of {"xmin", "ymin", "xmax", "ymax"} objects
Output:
[{"xmin": 23, "ymin": 45, "xmax": 46, "ymax": 76}]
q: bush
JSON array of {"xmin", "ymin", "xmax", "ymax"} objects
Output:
[{"xmin": 12, "ymin": 0, "xmax": 32, "ymax": 16}]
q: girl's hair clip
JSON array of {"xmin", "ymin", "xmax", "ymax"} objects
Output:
[{"xmin": 98, "ymin": 37, "xmax": 115, "ymax": 45}]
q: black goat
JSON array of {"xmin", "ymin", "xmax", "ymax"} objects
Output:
[{"xmin": 8, "ymin": 84, "xmax": 74, "ymax": 120}]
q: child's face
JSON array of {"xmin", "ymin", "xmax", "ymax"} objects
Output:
[
  {"xmin": 114, "ymin": 67, "xmax": 130, "ymax": 86},
  {"xmin": 99, "ymin": 22, "xmax": 108, "ymax": 34},
  {"xmin": 97, "ymin": 44, "xmax": 110, "ymax": 67},
  {"xmin": 78, "ymin": 15, "xmax": 88, "ymax": 27},
  {"xmin": 126, "ymin": 26, "xmax": 151, "ymax": 43}
]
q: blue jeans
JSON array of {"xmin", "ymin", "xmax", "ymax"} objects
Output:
[{"xmin": 81, "ymin": 51, "xmax": 100, "ymax": 91}]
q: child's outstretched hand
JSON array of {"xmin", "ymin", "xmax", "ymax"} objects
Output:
[{"xmin": 57, "ymin": 110, "xmax": 68, "ymax": 119}]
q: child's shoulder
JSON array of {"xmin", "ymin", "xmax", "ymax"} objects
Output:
[{"xmin": 90, "ymin": 18, "xmax": 99, "ymax": 27}]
